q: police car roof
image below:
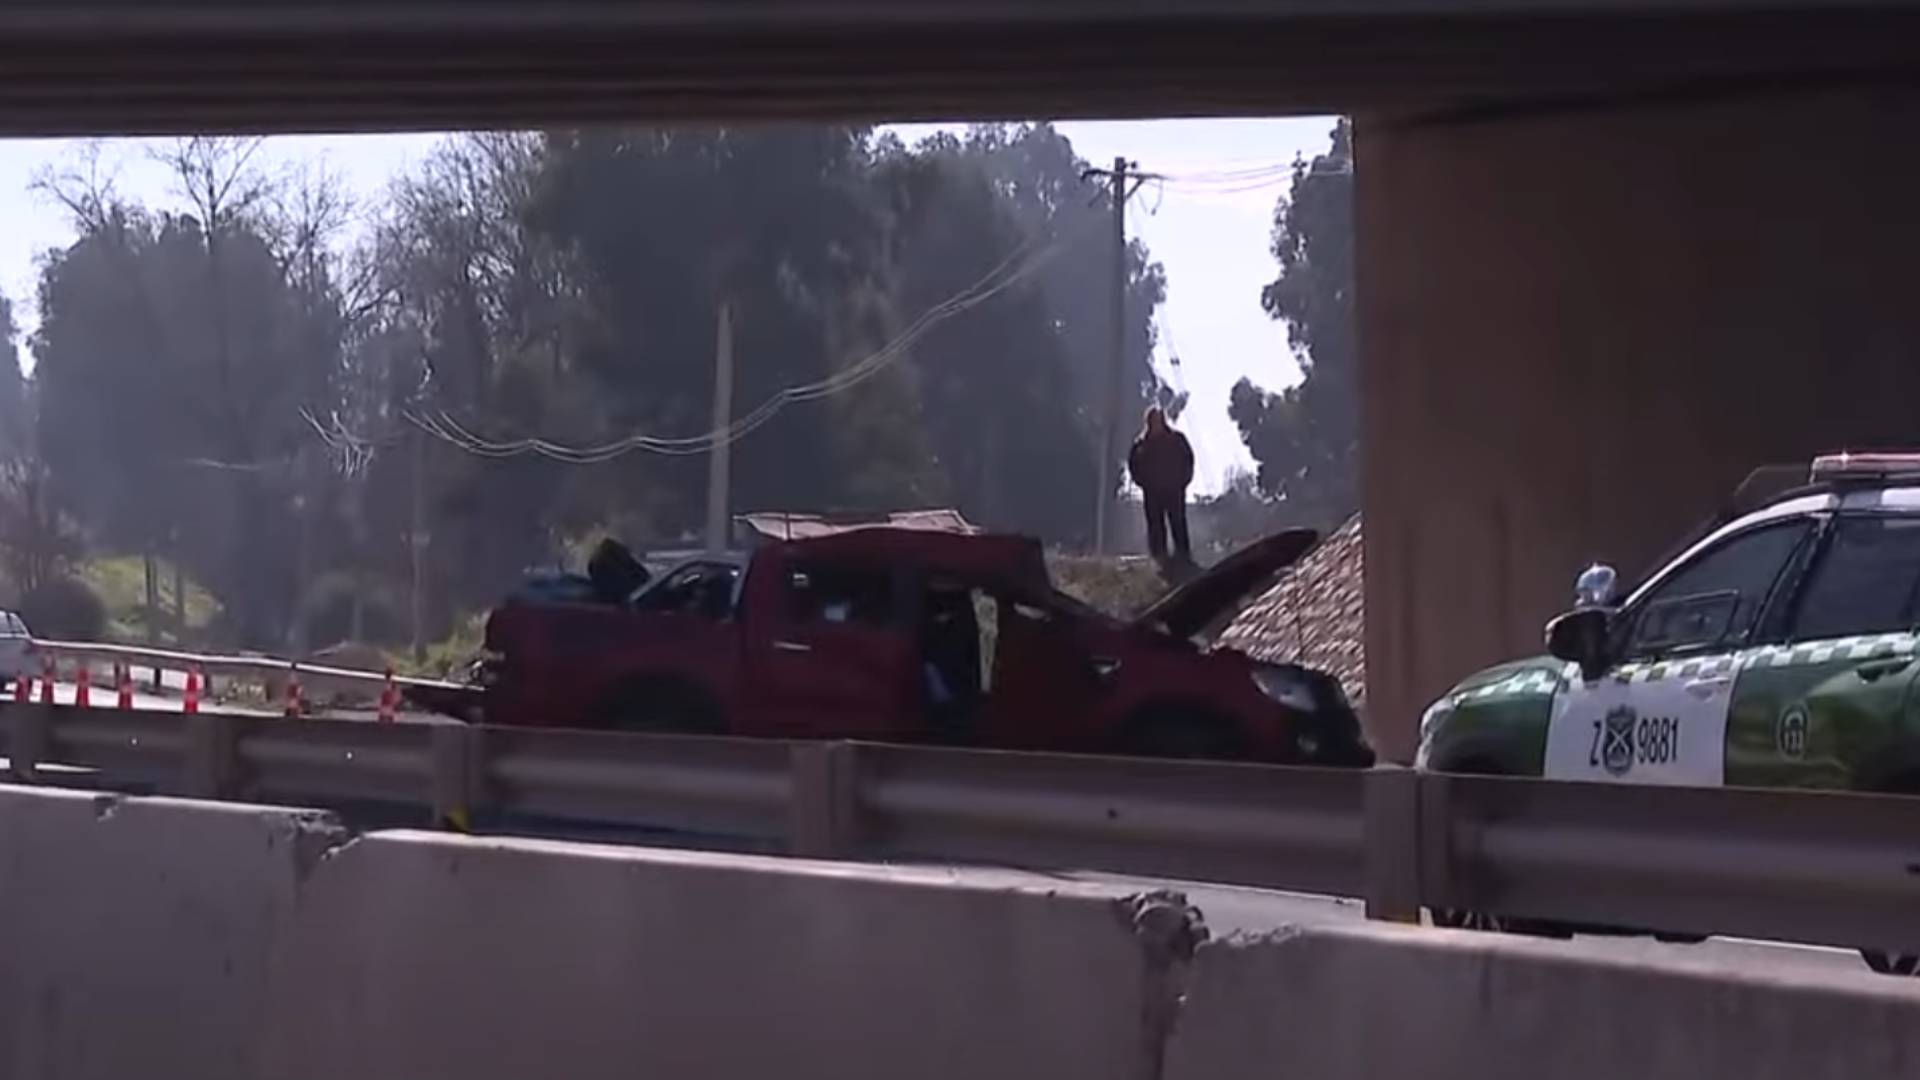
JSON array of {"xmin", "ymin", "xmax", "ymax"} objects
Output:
[
  {"xmin": 1734, "ymin": 453, "xmax": 1920, "ymax": 517},
  {"xmin": 1626, "ymin": 458, "xmax": 1920, "ymax": 597}
]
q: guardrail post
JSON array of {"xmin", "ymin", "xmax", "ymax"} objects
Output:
[
  {"xmin": 184, "ymin": 713, "xmax": 239, "ymax": 799},
  {"xmin": 1363, "ymin": 765, "xmax": 1423, "ymax": 924},
  {"xmin": 7, "ymin": 703, "xmax": 50, "ymax": 783},
  {"xmin": 1416, "ymin": 770, "xmax": 1459, "ymax": 914},
  {"xmin": 789, "ymin": 740, "xmax": 858, "ymax": 859},
  {"xmin": 431, "ymin": 724, "xmax": 476, "ymax": 832}
]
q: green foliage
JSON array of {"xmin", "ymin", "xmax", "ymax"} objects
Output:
[
  {"xmin": 0, "ymin": 294, "xmax": 26, "ymax": 462},
  {"xmin": 33, "ymin": 139, "xmax": 346, "ymax": 647},
  {"xmin": 297, "ymin": 570, "xmax": 403, "ymax": 648},
  {"xmin": 392, "ymin": 610, "xmax": 487, "ymax": 680},
  {"xmin": 20, "ymin": 575, "xmax": 107, "ymax": 640},
  {"xmin": 1231, "ymin": 120, "xmax": 1357, "ymax": 530},
  {"xmin": 1190, "ymin": 468, "xmax": 1287, "ymax": 557},
  {"xmin": 76, "ymin": 555, "xmax": 222, "ymax": 644},
  {"xmin": 28, "ymin": 128, "xmax": 1172, "ymax": 650}
]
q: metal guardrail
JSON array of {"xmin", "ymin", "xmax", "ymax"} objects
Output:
[
  {"xmin": 4, "ymin": 703, "xmax": 1920, "ymax": 956},
  {"xmin": 26, "ymin": 639, "xmax": 473, "ymax": 709}
]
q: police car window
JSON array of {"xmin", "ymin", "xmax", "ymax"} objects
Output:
[
  {"xmin": 1629, "ymin": 521, "xmax": 1811, "ymax": 656},
  {"xmin": 787, "ymin": 563, "xmax": 894, "ymax": 628},
  {"xmin": 1790, "ymin": 517, "xmax": 1920, "ymax": 640}
]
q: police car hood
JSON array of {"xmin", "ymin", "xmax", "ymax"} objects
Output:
[
  {"xmin": 1443, "ymin": 656, "xmax": 1564, "ymax": 699},
  {"xmin": 1133, "ymin": 527, "xmax": 1319, "ymax": 640}
]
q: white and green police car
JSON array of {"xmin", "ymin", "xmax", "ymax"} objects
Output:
[{"xmin": 1415, "ymin": 452, "xmax": 1920, "ymax": 971}]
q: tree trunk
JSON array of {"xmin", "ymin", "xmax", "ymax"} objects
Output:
[
  {"xmin": 143, "ymin": 553, "xmax": 159, "ymax": 644},
  {"xmin": 172, "ymin": 560, "xmax": 185, "ymax": 643}
]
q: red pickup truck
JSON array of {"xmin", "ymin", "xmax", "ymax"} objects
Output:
[{"xmin": 473, "ymin": 528, "xmax": 1373, "ymax": 766}]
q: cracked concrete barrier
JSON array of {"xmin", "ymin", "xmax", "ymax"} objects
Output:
[
  {"xmin": 0, "ymin": 783, "xmax": 346, "ymax": 1079},
  {"xmin": 260, "ymin": 831, "xmax": 1197, "ymax": 1080},
  {"xmin": 1164, "ymin": 921, "xmax": 1920, "ymax": 1080},
  {"xmin": 0, "ymin": 783, "xmax": 1202, "ymax": 1080}
]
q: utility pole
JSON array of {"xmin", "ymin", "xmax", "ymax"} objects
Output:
[
  {"xmin": 705, "ymin": 300, "xmax": 735, "ymax": 553},
  {"xmin": 1086, "ymin": 156, "xmax": 1140, "ymax": 555},
  {"xmin": 409, "ymin": 422, "xmax": 426, "ymax": 663}
]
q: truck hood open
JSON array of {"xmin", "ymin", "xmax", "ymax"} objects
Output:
[{"xmin": 1132, "ymin": 527, "xmax": 1320, "ymax": 640}]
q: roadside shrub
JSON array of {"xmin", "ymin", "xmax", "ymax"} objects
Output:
[
  {"xmin": 19, "ymin": 576, "xmax": 107, "ymax": 640},
  {"xmin": 299, "ymin": 571, "xmax": 403, "ymax": 647},
  {"xmin": 1046, "ymin": 554, "xmax": 1168, "ymax": 618}
]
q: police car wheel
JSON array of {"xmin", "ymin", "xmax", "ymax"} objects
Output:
[
  {"xmin": 1861, "ymin": 951, "xmax": 1920, "ymax": 976},
  {"xmin": 1431, "ymin": 908, "xmax": 1575, "ymax": 939},
  {"xmin": 1431, "ymin": 908, "xmax": 1505, "ymax": 932}
]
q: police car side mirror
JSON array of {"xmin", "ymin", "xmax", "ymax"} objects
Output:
[{"xmin": 1546, "ymin": 607, "xmax": 1612, "ymax": 681}]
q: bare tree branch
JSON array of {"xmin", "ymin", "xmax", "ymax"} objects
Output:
[{"xmin": 29, "ymin": 141, "xmax": 127, "ymax": 234}]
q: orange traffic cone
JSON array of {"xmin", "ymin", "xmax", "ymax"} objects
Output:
[
  {"xmin": 183, "ymin": 666, "xmax": 201, "ymax": 716},
  {"xmin": 38, "ymin": 654, "xmax": 54, "ymax": 706},
  {"xmin": 377, "ymin": 667, "xmax": 398, "ymax": 724},
  {"xmin": 74, "ymin": 663, "xmax": 90, "ymax": 709},
  {"xmin": 116, "ymin": 662, "xmax": 133, "ymax": 710},
  {"xmin": 285, "ymin": 665, "xmax": 303, "ymax": 718}
]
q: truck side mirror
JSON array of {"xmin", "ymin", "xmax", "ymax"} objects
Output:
[{"xmin": 1546, "ymin": 607, "xmax": 1612, "ymax": 681}]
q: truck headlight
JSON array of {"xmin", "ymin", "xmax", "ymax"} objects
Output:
[{"xmin": 1251, "ymin": 667, "xmax": 1317, "ymax": 713}]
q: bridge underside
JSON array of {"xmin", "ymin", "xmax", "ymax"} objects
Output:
[
  {"xmin": 0, "ymin": 4, "xmax": 1916, "ymax": 131},
  {"xmin": 5, "ymin": 1, "xmax": 1916, "ymax": 754}
]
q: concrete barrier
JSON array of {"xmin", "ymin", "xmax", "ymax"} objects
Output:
[
  {"xmin": 0, "ymin": 785, "xmax": 346, "ymax": 1079},
  {"xmin": 260, "ymin": 833, "xmax": 1193, "ymax": 1080},
  {"xmin": 1165, "ymin": 921, "xmax": 1920, "ymax": 1080},
  {"xmin": 0, "ymin": 783, "xmax": 1192, "ymax": 1080},
  {"xmin": 7, "ymin": 780, "xmax": 1920, "ymax": 1080}
]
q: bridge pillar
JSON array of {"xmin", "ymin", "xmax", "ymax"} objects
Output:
[{"xmin": 1357, "ymin": 84, "xmax": 1920, "ymax": 758}]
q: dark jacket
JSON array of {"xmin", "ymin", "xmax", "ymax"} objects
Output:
[{"xmin": 1128, "ymin": 427, "xmax": 1195, "ymax": 496}]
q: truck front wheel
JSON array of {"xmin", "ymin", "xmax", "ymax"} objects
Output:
[
  {"xmin": 600, "ymin": 679, "xmax": 723, "ymax": 736},
  {"xmin": 1118, "ymin": 706, "xmax": 1247, "ymax": 762}
]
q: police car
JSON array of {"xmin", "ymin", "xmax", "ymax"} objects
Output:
[{"xmin": 1415, "ymin": 451, "xmax": 1920, "ymax": 972}]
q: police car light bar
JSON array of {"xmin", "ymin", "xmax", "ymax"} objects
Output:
[{"xmin": 1809, "ymin": 451, "xmax": 1920, "ymax": 482}]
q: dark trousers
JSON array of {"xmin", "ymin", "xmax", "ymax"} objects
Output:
[{"xmin": 1142, "ymin": 489, "xmax": 1191, "ymax": 562}]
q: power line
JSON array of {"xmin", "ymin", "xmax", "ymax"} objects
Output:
[
  {"xmin": 391, "ymin": 215, "xmax": 1088, "ymax": 465},
  {"xmin": 1152, "ymin": 157, "xmax": 1353, "ymax": 196}
]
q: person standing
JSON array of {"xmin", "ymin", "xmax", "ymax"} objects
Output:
[{"xmin": 1127, "ymin": 405, "xmax": 1195, "ymax": 565}]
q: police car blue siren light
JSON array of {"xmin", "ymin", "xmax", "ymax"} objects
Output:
[{"xmin": 1574, "ymin": 564, "xmax": 1618, "ymax": 607}]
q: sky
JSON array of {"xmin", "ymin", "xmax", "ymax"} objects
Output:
[{"xmin": 0, "ymin": 117, "xmax": 1340, "ymax": 495}]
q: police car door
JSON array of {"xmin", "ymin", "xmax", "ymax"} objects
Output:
[
  {"xmin": 1544, "ymin": 518, "xmax": 1817, "ymax": 786},
  {"xmin": 1728, "ymin": 510, "xmax": 1920, "ymax": 788}
]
